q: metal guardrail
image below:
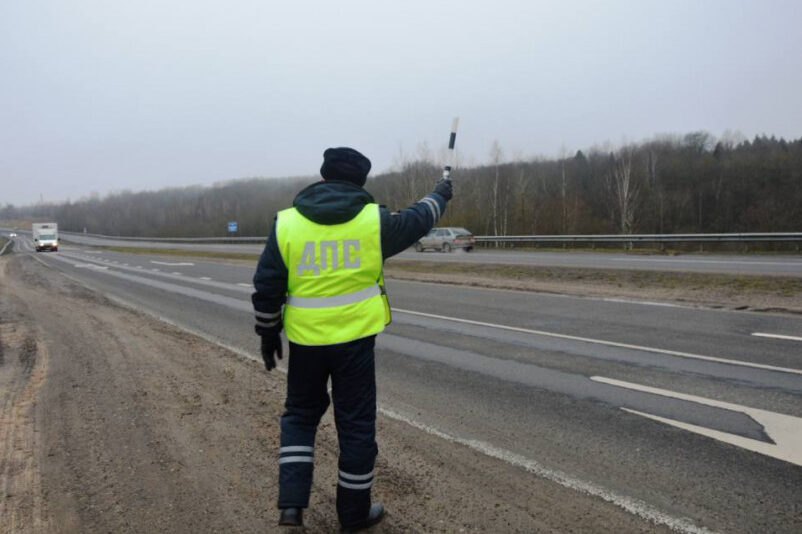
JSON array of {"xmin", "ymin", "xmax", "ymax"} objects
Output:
[
  {"xmin": 474, "ymin": 233, "xmax": 802, "ymax": 244},
  {"xmin": 59, "ymin": 230, "xmax": 802, "ymax": 245}
]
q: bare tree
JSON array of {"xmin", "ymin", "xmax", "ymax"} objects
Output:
[
  {"xmin": 489, "ymin": 141, "xmax": 503, "ymax": 242},
  {"xmin": 607, "ymin": 148, "xmax": 640, "ymax": 238}
]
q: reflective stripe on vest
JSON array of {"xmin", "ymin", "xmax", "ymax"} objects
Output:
[
  {"xmin": 286, "ymin": 284, "xmax": 381, "ymax": 308},
  {"xmin": 276, "ymin": 203, "xmax": 391, "ymax": 346}
]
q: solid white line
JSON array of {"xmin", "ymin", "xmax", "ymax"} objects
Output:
[
  {"xmin": 592, "ymin": 376, "xmax": 802, "ymax": 466},
  {"xmin": 393, "ymin": 308, "xmax": 802, "ymax": 375},
  {"xmin": 379, "ymin": 407, "xmax": 713, "ymax": 534},
  {"xmin": 200, "ymin": 277, "xmax": 212, "ymax": 281},
  {"xmin": 237, "ymin": 283, "xmax": 252, "ymax": 288},
  {"xmin": 35, "ymin": 256, "xmax": 714, "ymax": 533},
  {"xmin": 752, "ymin": 332, "xmax": 802, "ymax": 342}
]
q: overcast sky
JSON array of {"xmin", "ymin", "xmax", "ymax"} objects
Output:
[{"xmin": 1, "ymin": 0, "xmax": 800, "ymax": 206}]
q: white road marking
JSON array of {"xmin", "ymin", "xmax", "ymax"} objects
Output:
[
  {"xmin": 172, "ymin": 272, "xmax": 182, "ymax": 275},
  {"xmin": 32, "ymin": 268, "xmax": 711, "ymax": 534},
  {"xmin": 151, "ymin": 260, "xmax": 195, "ymax": 266},
  {"xmin": 591, "ymin": 376, "xmax": 802, "ymax": 466},
  {"xmin": 237, "ymin": 283, "xmax": 252, "ymax": 288},
  {"xmin": 200, "ymin": 277, "xmax": 212, "ymax": 281},
  {"xmin": 152, "ymin": 268, "xmax": 160, "ymax": 272},
  {"xmin": 379, "ymin": 406, "xmax": 713, "ymax": 534},
  {"xmin": 55, "ymin": 252, "xmax": 250, "ymax": 294},
  {"xmin": 752, "ymin": 332, "xmax": 802, "ymax": 342},
  {"xmin": 72, "ymin": 263, "xmax": 109, "ymax": 270},
  {"xmin": 393, "ymin": 308, "xmax": 802, "ymax": 376},
  {"xmin": 601, "ymin": 297, "xmax": 685, "ymax": 309},
  {"xmin": 136, "ymin": 266, "xmax": 143, "ymax": 269}
]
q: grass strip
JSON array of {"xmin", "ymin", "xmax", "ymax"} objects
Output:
[
  {"xmin": 384, "ymin": 259, "xmax": 802, "ymax": 297},
  {"xmin": 96, "ymin": 245, "xmax": 800, "ymax": 298}
]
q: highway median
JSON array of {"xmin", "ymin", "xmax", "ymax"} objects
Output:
[{"xmin": 92, "ymin": 245, "xmax": 802, "ymax": 314}]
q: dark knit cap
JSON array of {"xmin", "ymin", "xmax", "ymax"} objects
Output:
[{"xmin": 320, "ymin": 147, "xmax": 371, "ymax": 187}]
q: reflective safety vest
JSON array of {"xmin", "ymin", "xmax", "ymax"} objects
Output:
[{"xmin": 276, "ymin": 203, "xmax": 391, "ymax": 346}]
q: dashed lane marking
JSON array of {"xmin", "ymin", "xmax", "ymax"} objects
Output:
[
  {"xmin": 752, "ymin": 332, "xmax": 802, "ymax": 342},
  {"xmin": 393, "ymin": 308, "xmax": 802, "ymax": 375},
  {"xmin": 72, "ymin": 263, "xmax": 109, "ymax": 270},
  {"xmin": 592, "ymin": 376, "xmax": 802, "ymax": 466},
  {"xmin": 55, "ymin": 252, "xmax": 251, "ymax": 295},
  {"xmin": 151, "ymin": 260, "xmax": 195, "ymax": 266}
]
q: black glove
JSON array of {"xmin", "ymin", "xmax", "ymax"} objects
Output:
[
  {"xmin": 260, "ymin": 333, "xmax": 283, "ymax": 371},
  {"xmin": 433, "ymin": 178, "xmax": 453, "ymax": 201}
]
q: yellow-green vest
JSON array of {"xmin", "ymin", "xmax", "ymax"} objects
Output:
[{"xmin": 276, "ymin": 203, "xmax": 391, "ymax": 346}]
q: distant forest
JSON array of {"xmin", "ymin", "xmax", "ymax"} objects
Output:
[{"xmin": 3, "ymin": 132, "xmax": 801, "ymax": 237}]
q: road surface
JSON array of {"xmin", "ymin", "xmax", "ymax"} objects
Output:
[
  {"xmin": 6, "ymin": 235, "xmax": 802, "ymax": 532},
  {"xmin": 51, "ymin": 231, "xmax": 802, "ymax": 277}
]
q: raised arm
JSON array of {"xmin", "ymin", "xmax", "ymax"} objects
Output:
[{"xmin": 380, "ymin": 179, "xmax": 452, "ymax": 260}]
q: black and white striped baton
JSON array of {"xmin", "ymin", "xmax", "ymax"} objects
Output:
[{"xmin": 442, "ymin": 117, "xmax": 459, "ymax": 180}]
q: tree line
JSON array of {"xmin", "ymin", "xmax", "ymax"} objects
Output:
[{"xmin": 3, "ymin": 132, "xmax": 801, "ymax": 238}]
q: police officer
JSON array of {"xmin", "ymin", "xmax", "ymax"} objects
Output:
[{"xmin": 252, "ymin": 147, "xmax": 452, "ymax": 531}]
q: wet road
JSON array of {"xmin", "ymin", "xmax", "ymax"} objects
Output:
[{"xmin": 11, "ymin": 235, "xmax": 802, "ymax": 533}]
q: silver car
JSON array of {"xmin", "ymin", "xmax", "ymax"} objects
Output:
[{"xmin": 415, "ymin": 227, "xmax": 475, "ymax": 252}]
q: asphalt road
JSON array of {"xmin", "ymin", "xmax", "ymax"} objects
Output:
[
  {"xmin": 53, "ymin": 231, "xmax": 802, "ymax": 277},
  {"xmin": 11, "ymin": 235, "xmax": 802, "ymax": 533}
]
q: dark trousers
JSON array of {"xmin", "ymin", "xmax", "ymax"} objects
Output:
[{"xmin": 278, "ymin": 335, "xmax": 378, "ymax": 528}]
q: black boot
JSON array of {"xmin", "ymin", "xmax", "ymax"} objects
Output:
[
  {"xmin": 279, "ymin": 507, "xmax": 303, "ymax": 527},
  {"xmin": 341, "ymin": 503, "xmax": 385, "ymax": 532}
]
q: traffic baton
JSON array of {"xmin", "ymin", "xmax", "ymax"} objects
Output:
[{"xmin": 442, "ymin": 117, "xmax": 459, "ymax": 180}]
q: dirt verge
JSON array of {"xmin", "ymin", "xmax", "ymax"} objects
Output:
[{"xmin": 0, "ymin": 253, "xmax": 672, "ymax": 533}]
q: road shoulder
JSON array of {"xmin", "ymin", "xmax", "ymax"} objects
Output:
[{"xmin": 0, "ymin": 253, "xmax": 677, "ymax": 532}]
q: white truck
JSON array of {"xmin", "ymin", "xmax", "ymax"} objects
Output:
[{"xmin": 32, "ymin": 222, "xmax": 59, "ymax": 252}]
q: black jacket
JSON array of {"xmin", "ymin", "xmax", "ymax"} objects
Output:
[{"xmin": 252, "ymin": 179, "xmax": 448, "ymax": 336}]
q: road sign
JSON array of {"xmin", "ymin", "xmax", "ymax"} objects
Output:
[{"xmin": 227, "ymin": 221, "xmax": 238, "ymax": 233}]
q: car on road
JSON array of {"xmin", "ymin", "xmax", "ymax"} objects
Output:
[
  {"xmin": 9, "ymin": 232, "xmax": 16, "ymax": 237},
  {"xmin": 414, "ymin": 227, "xmax": 476, "ymax": 252}
]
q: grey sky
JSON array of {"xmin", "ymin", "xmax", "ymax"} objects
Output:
[{"xmin": 1, "ymin": 0, "xmax": 800, "ymax": 206}]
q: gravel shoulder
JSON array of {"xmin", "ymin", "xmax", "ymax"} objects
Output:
[{"xmin": 0, "ymin": 253, "xmax": 673, "ymax": 533}]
